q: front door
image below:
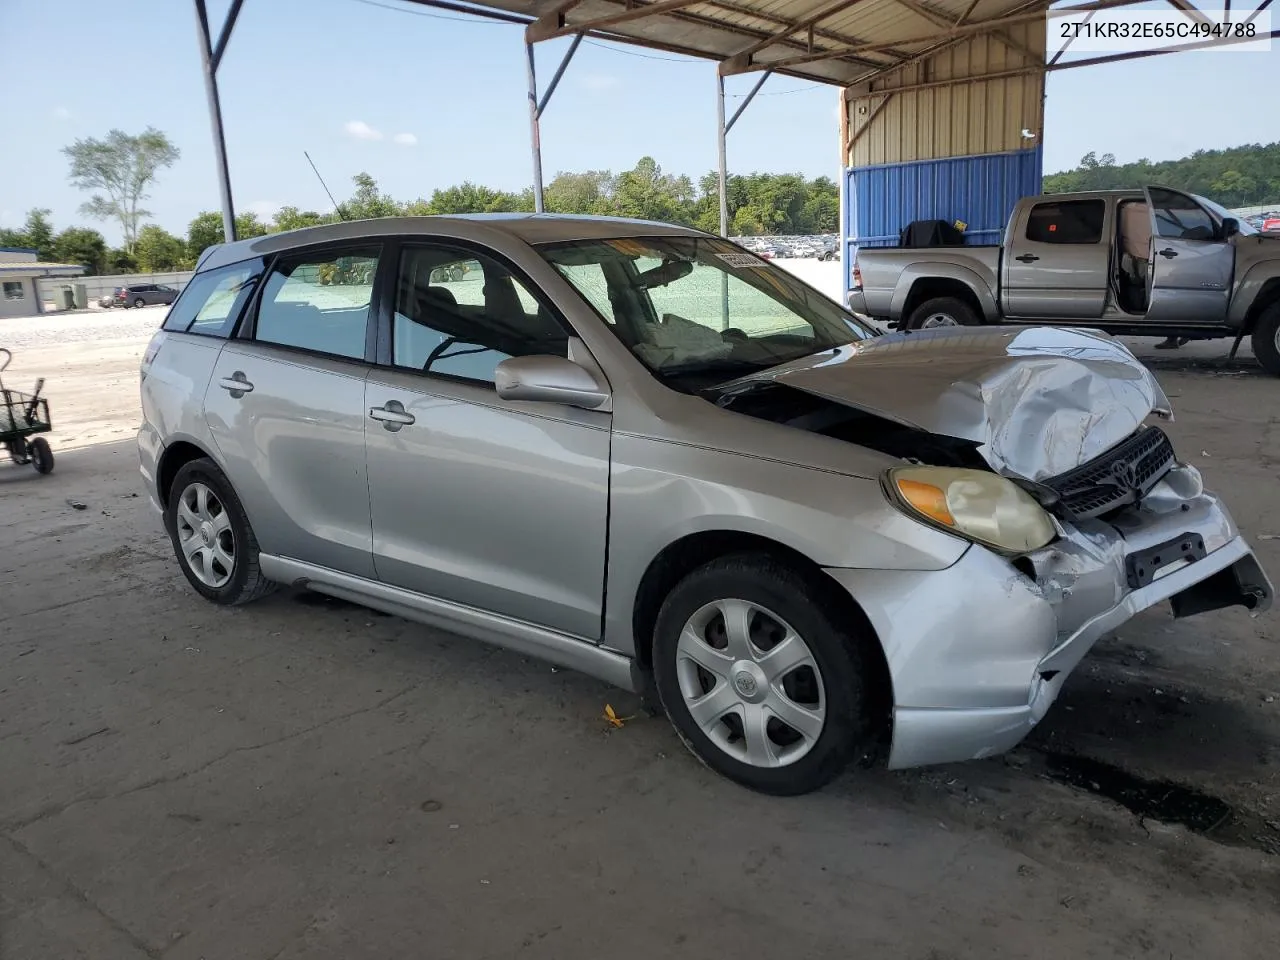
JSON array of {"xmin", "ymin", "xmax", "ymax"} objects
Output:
[
  {"xmin": 364, "ymin": 241, "xmax": 610, "ymax": 640},
  {"xmin": 203, "ymin": 243, "xmax": 383, "ymax": 579},
  {"xmin": 1002, "ymin": 197, "xmax": 1111, "ymax": 318},
  {"xmin": 1143, "ymin": 187, "xmax": 1233, "ymax": 324}
]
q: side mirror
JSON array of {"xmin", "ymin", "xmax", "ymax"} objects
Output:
[
  {"xmin": 1221, "ymin": 217, "xmax": 1240, "ymax": 239},
  {"xmin": 494, "ymin": 355, "xmax": 609, "ymax": 410}
]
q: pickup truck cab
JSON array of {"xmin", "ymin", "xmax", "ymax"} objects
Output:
[{"xmin": 848, "ymin": 186, "xmax": 1280, "ymax": 375}]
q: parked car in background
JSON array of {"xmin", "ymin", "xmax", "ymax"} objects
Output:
[
  {"xmin": 139, "ymin": 214, "xmax": 1271, "ymax": 796},
  {"xmin": 848, "ymin": 186, "xmax": 1280, "ymax": 375},
  {"xmin": 116, "ymin": 283, "xmax": 180, "ymax": 309}
]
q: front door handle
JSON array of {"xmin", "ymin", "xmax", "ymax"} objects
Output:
[
  {"xmin": 218, "ymin": 372, "xmax": 254, "ymax": 396},
  {"xmin": 370, "ymin": 401, "xmax": 415, "ymax": 431},
  {"xmin": 1014, "ymin": 253, "xmax": 1039, "ymax": 263},
  {"xmin": 1158, "ymin": 248, "xmax": 1179, "ymax": 258}
]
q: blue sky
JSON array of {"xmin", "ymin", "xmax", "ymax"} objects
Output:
[{"xmin": 0, "ymin": 0, "xmax": 1274, "ymax": 245}]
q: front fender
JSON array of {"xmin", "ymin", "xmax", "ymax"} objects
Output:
[{"xmin": 890, "ymin": 262, "xmax": 999, "ymax": 322}]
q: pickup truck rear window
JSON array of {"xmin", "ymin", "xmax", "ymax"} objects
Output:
[{"xmin": 1025, "ymin": 200, "xmax": 1105, "ymax": 245}]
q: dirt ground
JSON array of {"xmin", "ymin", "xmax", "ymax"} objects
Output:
[{"xmin": 2, "ymin": 306, "xmax": 1278, "ymax": 960}]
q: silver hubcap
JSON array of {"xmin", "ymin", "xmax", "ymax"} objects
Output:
[
  {"xmin": 676, "ymin": 599, "xmax": 826, "ymax": 768},
  {"xmin": 176, "ymin": 481, "xmax": 235, "ymax": 588},
  {"xmin": 920, "ymin": 312, "xmax": 958, "ymax": 328}
]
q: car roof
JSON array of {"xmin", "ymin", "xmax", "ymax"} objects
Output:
[{"xmin": 196, "ymin": 213, "xmax": 709, "ymax": 273}]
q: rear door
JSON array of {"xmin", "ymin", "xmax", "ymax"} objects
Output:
[
  {"xmin": 1142, "ymin": 187, "xmax": 1233, "ymax": 323},
  {"xmin": 203, "ymin": 243, "xmax": 385, "ymax": 579},
  {"xmin": 1002, "ymin": 197, "xmax": 1110, "ymax": 318}
]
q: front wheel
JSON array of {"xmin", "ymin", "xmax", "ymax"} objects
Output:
[
  {"xmin": 906, "ymin": 296, "xmax": 980, "ymax": 330},
  {"xmin": 1251, "ymin": 302, "xmax": 1280, "ymax": 376},
  {"xmin": 652, "ymin": 554, "xmax": 878, "ymax": 796},
  {"xmin": 165, "ymin": 458, "xmax": 277, "ymax": 605},
  {"xmin": 29, "ymin": 437, "xmax": 54, "ymax": 474}
]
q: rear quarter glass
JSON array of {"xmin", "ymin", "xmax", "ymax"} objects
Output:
[{"xmin": 163, "ymin": 258, "xmax": 266, "ymax": 337}]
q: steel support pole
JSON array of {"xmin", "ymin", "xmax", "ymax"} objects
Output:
[
  {"xmin": 194, "ymin": 0, "xmax": 236, "ymax": 243},
  {"xmin": 716, "ymin": 73, "xmax": 729, "ymax": 238},
  {"xmin": 526, "ymin": 42, "xmax": 545, "ymax": 213}
]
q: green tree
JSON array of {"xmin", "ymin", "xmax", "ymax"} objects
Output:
[
  {"xmin": 107, "ymin": 248, "xmax": 138, "ymax": 273},
  {"xmin": 272, "ymin": 206, "xmax": 331, "ymax": 231},
  {"xmin": 52, "ymin": 227, "xmax": 108, "ymax": 274},
  {"xmin": 0, "ymin": 209, "xmax": 57, "ymax": 259},
  {"xmin": 342, "ymin": 172, "xmax": 401, "ymax": 220},
  {"xmin": 135, "ymin": 225, "xmax": 188, "ymax": 272},
  {"xmin": 63, "ymin": 127, "xmax": 180, "ymax": 251},
  {"xmin": 235, "ymin": 212, "xmax": 268, "ymax": 239},
  {"xmin": 610, "ymin": 157, "xmax": 695, "ymax": 224},
  {"xmin": 545, "ymin": 170, "xmax": 613, "ymax": 215},
  {"xmin": 187, "ymin": 211, "xmax": 223, "ymax": 262}
]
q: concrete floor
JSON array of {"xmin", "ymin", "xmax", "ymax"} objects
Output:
[{"xmin": 2, "ymin": 307, "xmax": 1279, "ymax": 960}]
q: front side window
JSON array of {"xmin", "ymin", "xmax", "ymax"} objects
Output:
[
  {"xmin": 253, "ymin": 247, "xmax": 380, "ymax": 360},
  {"xmin": 540, "ymin": 236, "xmax": 873, "ymax": 385},
  {"xmin": 392, "ymin": 245, "xmax": 568, "ymax": 384},
  {"xmin": 163, "ymin": 258, "xmax": 264, "ymax": 337},
  {"xmin": 2, "ymin": 281, "xmax": 24, "ymax": 301},
  {"xmin": 1025, "ymin": 200, "xmax": 1105, "ymax": 244},
  {"xmin": 1149, "ymin": 188, "xmax": 1218, "ymax": 241}
]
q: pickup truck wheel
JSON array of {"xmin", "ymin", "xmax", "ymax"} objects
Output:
[
  {"xmin": 1251, "ymin": 303, "xmax": 1280, "ymax": 376},
  {"xmin": 907, "ymin": 296, "xmax": 979, "ymax": 330}
]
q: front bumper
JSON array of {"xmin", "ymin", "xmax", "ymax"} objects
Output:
[{"xmin": 824, "ymin": 468, "xmax": 1273, "ymax": 770}]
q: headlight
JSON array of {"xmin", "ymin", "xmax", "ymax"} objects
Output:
[{"xmin": 884, "ymin": 466, "xmax": 1056, "ymax": 554}]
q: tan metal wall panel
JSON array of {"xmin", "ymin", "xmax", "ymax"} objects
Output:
[{"xmin": 844, "ymin": 21, "xmax": 1045, "ymax": 167}]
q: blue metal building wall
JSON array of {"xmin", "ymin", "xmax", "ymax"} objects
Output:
[{"xmin": 843, "ymin": 146, "xmax": 1043, "ymax": 290}]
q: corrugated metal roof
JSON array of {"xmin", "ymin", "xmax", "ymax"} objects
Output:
[
  {"xmin": 435, "ymin": 0, "xmax": 1060, "ymax": 85},
  {"xmin": 0, "ymin": 261, "xmax": 85, "ymax": 273}
]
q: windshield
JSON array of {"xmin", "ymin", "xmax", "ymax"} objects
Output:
[
  {"xmin": 539, "ymin": 236, "xmax": 874, "ymax": 385},
  {"xmin": 1195, "ymin": 194, "xmax": 1258, "ymax": 236}
]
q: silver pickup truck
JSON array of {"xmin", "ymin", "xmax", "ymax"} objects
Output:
[{"xmin": 847, "ymin": 186, "xmax": 1280, "ymax": 375}]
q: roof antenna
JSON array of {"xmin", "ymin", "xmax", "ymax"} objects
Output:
[{"xmin": 304, "ymin": 151, "xmax": 347, "ymax": 221}]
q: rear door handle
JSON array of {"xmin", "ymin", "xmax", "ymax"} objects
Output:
[
  {"xmin": 1014, "ymin": 253, "xmax": 1040, "ymax": 263},
  {"xmin": 218, "ymin": 373, "xmax": 253, "ymax": 395},
  {"xmin": 1158, "ymin": 248, "xmax": 1179, "ymax": 258},
  {"xmin": 370, "ymin": 402, "xmax": 415, "ymax": 430}
]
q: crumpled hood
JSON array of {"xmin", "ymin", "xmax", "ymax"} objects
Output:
[{"xmin": 719, "ymin": 325, "xmax": 1173, "ymax": 482}]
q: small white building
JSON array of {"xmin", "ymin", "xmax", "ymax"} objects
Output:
[{"xmin": 0, "ymin": 248, "xmax": 85, "ymax": 319}]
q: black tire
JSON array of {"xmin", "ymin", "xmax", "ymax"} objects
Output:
[
  {"xmin": 652, "ymin": 553, "xmax": 878, "ymax": 796},
  {"xmin": 165, "ymin": 457, "xmax": 277, "ymax": 606},
  {"xmin": 1251, "ymin": 302, "xmax": 1280, "ymax": 376},
  {"xmin": 133, "ymin": 297, "xmax": 146, "ymax": 309},
  {"xmin": 29, "ymin": 437, "xmax": 54, "ymax": 474},
  {"xmin": 906, "ymin": 295, "xmax": 980, "ymax": 330}
]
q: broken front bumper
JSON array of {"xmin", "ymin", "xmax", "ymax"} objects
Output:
[{"xmin": 824, "ymin": 464, "xmax": 1273, "ymax": 770}]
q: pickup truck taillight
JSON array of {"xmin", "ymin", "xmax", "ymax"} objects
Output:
[{"xmin": 850, "ymin": 261, "xmax": 863, "ymax": 290}]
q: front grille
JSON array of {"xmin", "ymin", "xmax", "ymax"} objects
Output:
[{"xmin": 1045, "ymin": 426, "xmax": 1176, "ymax": 521}]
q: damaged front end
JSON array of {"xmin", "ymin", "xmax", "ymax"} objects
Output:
[{"xmin": 711, "ymin": 326, "xmax": 1273, "ymax": 768}]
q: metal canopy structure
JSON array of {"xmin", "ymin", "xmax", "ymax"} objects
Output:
[{"xmin": 193, "ymin": 0, "xmax": 1279, "ymax": 242}]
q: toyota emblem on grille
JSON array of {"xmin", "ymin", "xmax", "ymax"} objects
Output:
[{"xmin": 1108, "ymin": 458, "xmax": 1139, "ymax": 491}]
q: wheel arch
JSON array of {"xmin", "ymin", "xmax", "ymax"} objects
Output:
[
  {"xmin": 1239, "ymin": 277, "xmax": 1280, "ymax": 332},
  {"xmin": 156, "ymin": 438, "xmax": 218, "ymax": 507},
  {"xmin": 630, "ymin": 529, "xmax": 894, "ymax": 751}
]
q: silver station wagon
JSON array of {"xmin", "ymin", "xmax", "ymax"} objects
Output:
[{"xmin": 138, "ymin": 215, "xmax": 1273, "ymax": 795}]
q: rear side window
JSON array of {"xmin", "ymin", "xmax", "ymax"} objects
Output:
[
  {"xmin": 163, "ymin": 259, "xmax": 265, "ymax": 337},
  {"xmin": 252, "ymin": 246, "xmax": 381, "ymax": 361},
  {"xmin": 1025, "ymin": 200, "xmax": 1106, "ymax": 244}
]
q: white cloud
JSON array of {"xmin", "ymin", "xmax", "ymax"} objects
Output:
[
  {"xmin": 52, "ymin": 106, "xmax": 73, "ymax": 120},
  {"xmin": 580, "ymin": 73, "xmax": 619, "ymax": 91},
  {"xmin": 344, "ymin": 120, "xmax": 383, "ymax": 141},
  {"xmin": 247, "ymin": 200, "xmax": 283, "ymax": 220},
  {"xmin": 392, "ymin": 132, "xmax": 418, "ymax": 147}
]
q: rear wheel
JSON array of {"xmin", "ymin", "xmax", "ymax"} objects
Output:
[
  {"xmin": 1250, "ymin": 302, "xmax": 1280, "ymax": 376},
  {"xmin": 652, "ymin": 554, "xmax": 878, "ymax": 796},
  {"xmin": 906, "ymin": 296, "xmax": 980, "ymax": 330},
  {"xmin": 133, "ymin": 297, "xmax": 146, "ymax": 309},
  {"xmin": 29, "ymin": 437, "xmax": 53, "ymax": 474},
  {"xmin": 165, "ymin": 458, "xmax": 276, "ymax": 605}
]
